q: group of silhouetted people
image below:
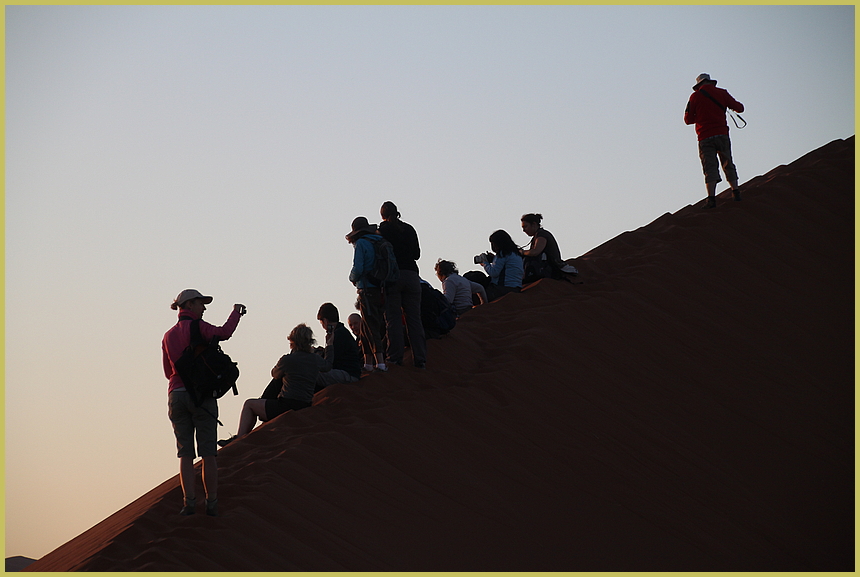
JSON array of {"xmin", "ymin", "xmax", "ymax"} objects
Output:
[
  {"xmin": 161, "ymin": 204, "xmax": 577, "ymax": 516},
  {"xmin": 161, "ymin": 71, "xmax": 746, "ymax": 518}
]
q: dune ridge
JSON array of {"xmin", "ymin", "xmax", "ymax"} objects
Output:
[{"xmin": 25, "ymin": 136, "xmax": 854, "ymax": 571}]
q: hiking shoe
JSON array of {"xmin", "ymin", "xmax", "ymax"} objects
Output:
[
  {"xmin": 179, "ymin": 497, "xmax": 196, "ymax": 516},
  {"xmin": 732, "ymin": 188, "xmax": 742, "ymax": 201},
  {"xmin": 205, "ymin": 499, "xmax": 218, "ymax": 517},
  {"xmin": 702, "ymin": 197, "xmax": 717, "ymax": 209},
  {"xmin": 217, "ymin": 435, "xmax": 237, "ymax": 448},
  {"xmin": 414, "ymin": 361, "xmax": 426, "ymax": 369}
]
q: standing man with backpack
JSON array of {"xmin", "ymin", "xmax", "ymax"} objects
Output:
[
  {"xmin": 162, "ymin": 289, "xmax": 246, "ymax": 517},
  {"xmin": 378, "ymin": 201, "xmax": 427, "ymax": 369},
  {"xmin": 346, "ymin": 217, "xmax": 391, "ymax": 372},
  {"xmin": 684, "ymin": 73, "xmax": 745, "ymax": 209}
]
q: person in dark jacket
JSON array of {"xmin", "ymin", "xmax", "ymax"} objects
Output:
[
  {"xmin": 315, "ymin": 302, "xmax": 363, "ymax": 390},
  {"xmin": 378, "ymin": 201, "xmax": 427, "ymax": 369},
  {"xmin": 684, "ymin": 73, "xmax": 745, "ymax": 209},
  {"xmin": 219, "ymin": 323, "xmax": 330, "ymax": 448}
]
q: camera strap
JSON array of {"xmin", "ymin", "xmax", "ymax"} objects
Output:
[{"xmin": 701, "ymin": 87, "xmax": 746, "ymax": 129}]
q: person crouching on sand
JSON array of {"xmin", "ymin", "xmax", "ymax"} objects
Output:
[
  {"xmin": 219, "ymin": 324, "xmax": 330, "ymax": 447},
  {"xmin": 434, "ymin": 259, "xmax": 487, "ymax": 316}
]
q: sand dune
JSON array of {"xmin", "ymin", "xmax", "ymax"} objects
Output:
[{"xmin": 25, "ymin": 137, "xmax": 854, "ymax": 571}]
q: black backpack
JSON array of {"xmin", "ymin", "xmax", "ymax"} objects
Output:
[
  {"xmin": 365, "ymin": 236, "xmax": 400, "ymax": 288},
  {"xmin": 420, "ymin": 283, "xmax": 456, "ymax": 339},
  {"xmin": 174, "ymin": 318, "xmax": 240, "ymax": 420}
]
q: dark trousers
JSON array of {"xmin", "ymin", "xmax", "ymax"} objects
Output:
[{"xmin": 383, "ymin": 269, "xmax": 426, "ymax": 364}]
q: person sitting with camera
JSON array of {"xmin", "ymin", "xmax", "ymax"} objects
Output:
[
  {"xmin": 435, "ymin": 259, "xmax": 487, "ymax": 316},
  {"xmin": 314, "ymin": 302, "xmax": 363, "ymax": 391},
  {"xmin": 475, "ymin": 229, "xmax": 524, "ymax": 301}
]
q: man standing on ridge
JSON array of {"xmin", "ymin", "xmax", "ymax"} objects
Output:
[
  {"xmin": 162, "ymin": 289, "xmax": 246, "ymax": 517},
  {"xmin": 684, "ymin": 73, "xmax": 745, "ymax": 209}
]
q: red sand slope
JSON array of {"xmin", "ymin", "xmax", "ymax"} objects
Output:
[{"xmin": 26, "ymin": 137, "xmax": 854, "ymax": 571}]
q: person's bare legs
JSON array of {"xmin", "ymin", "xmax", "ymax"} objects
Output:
[
  {"xmin": 706, "ymin": 181, "xmax": 717, "ymax": 198},
  {"xmin": 201, "ymin": 455, "xmax": 218, "ymax": 501},
  {"xmin": 179, "ymin": 455, "xmax": 196, "ymax": 501},
  {"xmin": 237, "ymin": 398, "xmax": 268, "ymax": 437}
]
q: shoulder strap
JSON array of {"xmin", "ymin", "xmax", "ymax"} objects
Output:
[
  {"xmin": 700, "ymin": 87, "xmax": 726, "ymax": 111},
  {"xmin": 179, "ymin": 317, "xmax": 207, "ymax": 347},
  {"xmin": 700, "ymin": 87, "xmax": 746, "ymax": 128}
]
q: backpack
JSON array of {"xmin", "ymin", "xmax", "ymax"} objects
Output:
[
  {"xmin": 174, "ymin": 318, "xmax": 240, "ymax": 417},
  {"xmin": 365, "ymin": 236, "xmax": 400, "ymax": 288},
  {"xmin": 420, "ymin": 282, "xmax": 456, "ymax": 339}
]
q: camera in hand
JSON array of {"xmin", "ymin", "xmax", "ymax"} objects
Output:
[{"xmin": 473, "ymin": 252, "xmax": 494, "ymax": 264}]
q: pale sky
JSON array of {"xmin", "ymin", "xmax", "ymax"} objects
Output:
[{"xmin": 5, "ymin": 4, "xmax": 854, "ymax": 560}]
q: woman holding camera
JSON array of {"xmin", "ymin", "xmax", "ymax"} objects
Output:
[{"xmin": 477, "ymin": 229, "xmax": 524, "ymax": 301}]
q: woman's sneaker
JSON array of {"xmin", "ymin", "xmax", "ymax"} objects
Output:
[{"xmin": 217, "ymin": 435, "xmax": 237, "ymax": 448}]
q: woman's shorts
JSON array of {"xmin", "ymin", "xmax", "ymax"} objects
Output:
[
  {"xmin": 265, "ymin": 397, "xmax": 311, "ymax": 421},
  {"xmin": 168, "ymin": 391, "xmax": 218, "ymax": 459}
]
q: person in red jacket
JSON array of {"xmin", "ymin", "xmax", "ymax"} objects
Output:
[{"xmin": 684, "ymin": 73, "xmax": 745, "ymax": 209}]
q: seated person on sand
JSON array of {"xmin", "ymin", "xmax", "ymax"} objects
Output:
[
  {"xmin": 520, "ymin": 213, "xmax": 578, "ymax": 283},
  {"xmin": 434, "ymin": 259, "xmax": 488, "ymax": 316},
  {"xmin": 315, "ymin": 302, "xmax": 363, "ymax": 392},
  {"xmin": 475, "ymin": 229, "xmax": 524, "ymax": 301},
  {"xmin": 348, "ymin": 310, "xmax": 375, "ymax": 372},
  {"xmin": 218, "ymin": 323, "xmax": 330, "ymax": 447}
]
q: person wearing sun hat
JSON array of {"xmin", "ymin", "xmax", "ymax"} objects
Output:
[
  {"xmin": 684, "ymin": 73, "xmax": 745, "ymax": 209},
  {"xmin": 162, "ymin": 288, "xmax": 247, "ymax": 517},
  {"xmin": 346, "ymin": 217, "xmax": 389, "ymax": 373}
]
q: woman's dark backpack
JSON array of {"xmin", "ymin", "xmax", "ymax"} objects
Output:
[{"xmin": 174, "ymin": 318, "xmax": 240, "ymax": 413}]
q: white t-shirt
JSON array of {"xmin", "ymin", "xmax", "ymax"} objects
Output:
[{"xmin": 442, "ymin": 273, "xmax": 487, "ymax": 313}]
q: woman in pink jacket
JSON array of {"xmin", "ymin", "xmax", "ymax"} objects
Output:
[{"xmin": 162, "ymin": 289, "xmax": 246, "ymax": 517}]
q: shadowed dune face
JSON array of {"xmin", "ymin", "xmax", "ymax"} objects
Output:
[{"xmin": 26, "ymin": 137, "xmax": 854, "ymax": 572}]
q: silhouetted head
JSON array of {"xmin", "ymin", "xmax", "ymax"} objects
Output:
[
  {"xmin": 317, "ymin": 302, "xmax": 340, "ymax": 324},
  {"xmin": 347, "ymin": 313, "xmax": 362, "ymax": 337},
  {"xmin": 489, "ymin": 229, "xmax": 518, "ymax": 256},
  {"xmin": 380, "ymin": 201, "xmax": 400, "ymax": 222},
  {"xmin": 346, "ymin": 216, "xmax": 377, "ymax": 243},
  {"xmin": 288, "ymin": 323, "xmax": 316, "ymax": 353},
  {"xmin": 693, "ymin": 73, "xmax": 717, "ymax": 91},
  {"xmin": 521, "ymin": 213, "xmax": 543, "ymax": 237},
  {"xmin": 171, "ymin": 288, "xmax": 212, "ymax": 311},
  {"xmin": 435, "ymin": 259, "xmax": 457, "ymax": 279}
]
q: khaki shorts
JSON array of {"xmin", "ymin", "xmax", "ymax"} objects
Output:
[
  {"xmin": 698, "ymin": 134, "xmax": 739, "ymax": 184},
  {"xmin": 168, "ymin": 391, "xmax": 218, "ymax": 458}
]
